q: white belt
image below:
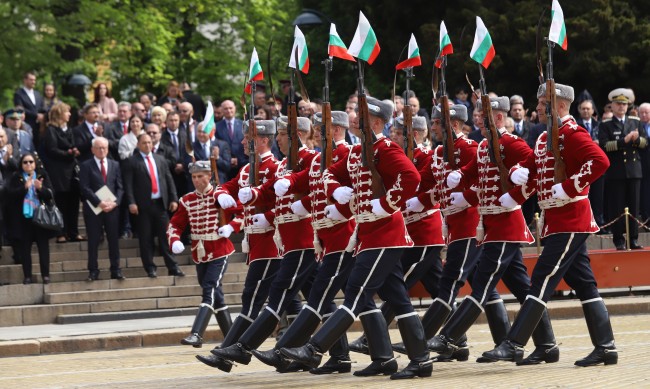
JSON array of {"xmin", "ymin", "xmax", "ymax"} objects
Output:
[
  {"xmin": 403, "ymin": 209, "xmax": 435, "ymax": 225},
  {"xmin": 190, "ymin": 233, "xmax": 222, "ymax": 241},
  {"xmin": 312, "ymin": 217, "xmax": 345, "ymax": 230},
  {"xmin": 275, "ymin": 214, "xmax": 310, "ymax": 224},
  {"xmin": 441, "ymin": 205, "xmax": 467, "ymax": 217},
  {"xmin": 354, "ymin": 212, "xmax": 390, "ymax": 224},
  {"xmin": 478, "ymin": 205, "xmax": 521, "ymax": 215},
  {"xmin": 538, "ymin": 195, "xmax": 588, "ymax": 210},
  {"xmin": 244, "ymin": 226, "xmax": 274, "ymax": 234}
]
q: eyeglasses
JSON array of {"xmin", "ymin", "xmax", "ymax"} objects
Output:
[
  {"xmin": 147, "ymin": 132, "xmax": 159, "ymax": 135},
  {"xmin": 23, "ymin": 160, "xmax": 35, "ymax": 164}
]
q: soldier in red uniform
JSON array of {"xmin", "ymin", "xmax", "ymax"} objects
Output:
[
  {"xmin": 252, "ymin": 110, "xmax": 358, "ymax": 374},
  {"xmin": 208, "ymin": 116, "xmax": 320, "ymax": 372},
  {"xmin": 412, "ymin": 104, "xmax": 509, "ymax": 362},
  {"xmin": 167, "ymin": 161, "xmax": 237, "ymax": 348},
  {"xmin": 280, "ymin": 97, "xmax": 430, "ymax": 380},
  {"xmin": 482, "ymin": 83, "xmax": 618, "ymax": 367},
  {"xmin": 349, "ymin": 115, "xmax": 445, "ymax": 356},
  {"xmin": 196, "ymin": 120, "xmax": 282, "ymax": 370},
  {"xmin": 430, "ymin": 97, "xmax": 558, "ymax": 364}
]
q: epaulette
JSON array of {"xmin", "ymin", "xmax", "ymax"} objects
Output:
[
  {"xmin": 628, "ymin": 116, "xmax": 640, "ymax": 121},
  {"xmin": 601, "ymin": 118, "xmax": 612, "ymax": 123}
]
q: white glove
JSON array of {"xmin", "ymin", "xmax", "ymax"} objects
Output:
[
  {"xmin": 370, "ymin": 198, "xmax": 390, "ymax": 217},
  {"xmin": 332, "ymin": 186, "xmax": 354, "ymax": 204},
  {"xmin": 290, "ymin": 200, "xmax": 309, "ymax": 216},
  {"xmin": 511, "ymin": 167, "xmax": 530, "ymax": 186},
  {"xmin": 447, "ymin": 171, "xmax": 462, "ymax": 189},
  {"xmin": 325, "ymin": 204, "xmax": 347, "ymax": 221},
  {"xmin": 218, "ymin": 194, "xmax": 236, "ymax": 209},
  {"xmin": 274, "ymin": 178, "xmax": 291, "ymax": 197},
  {"xmin": 238, "ymin": 187, "xmax": 253, "ymax": 204},
  {"xmin": 551, "ymin": 183, "xmax": 570, "ymax": 200},
  {"xmin": 252, "ymin": 213, "xmax": 270, "ymax": 228},
  {"xmin": 405, "ymin": 197, "xmax": 425, "ymax": 213},
  {"xmin": 218, "ymin": 224, "xmax": 234, "ymax": 238},
  {"xmin": 171, "ymin": 241, "xmax": 185, "ymax": 254},
  {"xmin": 499, "ymin": 193, "xmax": 518, "ymax": 208},
  {"xmin": 449, "ymin": 192, "xmax": 469, "ymax": 208}
]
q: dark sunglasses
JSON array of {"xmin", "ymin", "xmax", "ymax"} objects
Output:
[{"xmin": 23, "ymin": 160, "xmax": 35, "ymax": 164}]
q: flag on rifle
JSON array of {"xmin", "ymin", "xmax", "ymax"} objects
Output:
[
  {"xmin": 244, "ymin": 47, "xmax": 264, "ymax": 94},
  {"xmin": 470, "ymin": 16, "xmax": 496, "ymax": 68},
  {"xmin": 289, "ymin": 26, "xmax": 310, "ymax": 74},
  {"xmin": 347, "ymin": 11, "xmax": 380, "ymax": 65},
  {"xmin": 549, "ymin": 0, "xmax": 568, "ymax": 50},
  {"xmin": 200, "ymin": 101, "xmax": 216, "ymax": 138},
  {"xmin": 396, "ymin": 33, "xmax": 422, "ymax": 70},
  {"xmin": 329, "ymin": 23, "xmax": 356, "ymax": 61},
  {"xmin": 435, "ymin": 21, "xmax": 453, "ymax": 68}
]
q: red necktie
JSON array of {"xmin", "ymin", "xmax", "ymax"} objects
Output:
[
  {"xmin": 100, "ymin": 159, "xmax": 107, "ymax": 183},
  {"xmin": 145, "ymin": 155, "xmax": 159, "ymax": 194},
  {"xmin": 123, "ymin": 123, "xmax": 128, "ymax": 134}
]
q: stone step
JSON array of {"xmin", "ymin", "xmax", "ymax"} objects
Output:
[{"xmin": 45, "ymin": 286, "xmax": 174, "ymax": 304}]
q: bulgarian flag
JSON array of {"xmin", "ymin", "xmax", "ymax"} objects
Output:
[
  {"xmin": 470, "ymin": 16, "xmax": 496, "ymax": 69},
  {"xmin": 396, "ymin": 34, "xmax": 421, "ymax": 70},
  {"xmin": 549, "ymin": 0, "xmax": 568, "ymax": 50},
  {"xmin": 435, "ymin": 21, "xmax": 453, "ymax": 68},
  {"xmin": 289, "ymin": 26, "xmax": 310, "ymax": 74},
  {"xmin": 244, "ymin": 47, "xmax": 263, "ymax": 94},
  {"xmin": 329, "ymin": 23, "xmax": 355, "ymax": 61},
  {"xmin": 347, "ymin": 11, "xmax": 381, "ymax": 65},
  {"xmin": 201, "ymin": 101, "xmax": 215, "ymax": 138}
]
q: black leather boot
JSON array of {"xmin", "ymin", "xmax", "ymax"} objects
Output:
[
  {"xmin": 280, "ymin": 308, "xmax": 355, "ymax": 369},
  {"xmin": 391, "ymin": 314, "xmax": 432, "ymax": 380},
  {"xmin": 434, "ymin": 297, "xmax": 483, "ymax": 359},
  {"xmin": 214, "ymin": 307, "xmax": 233, "ymax": 338},
  {"xmin": 181, "ymin": 305, "xmax": 213, "ymax": 348},
  {"xmin": 574, "ymin": 299, "xmax": 618, "ymax": 367},
  {"xmin": 393, "ymin": 299, "xmax": 451, "ymax": 355},
  {"xmin": 252, "ymin": 307, "xmax": 321, "ymax": 371},
  {"xmin": 481, "ymin": 298, "xmax": 546, "ymax": 363},
  {"xmin": 211, "ymin": 309, "xmax": 279, "ymax": 367},
  {"xmin": 353, "ymin": 310, "xmax": 398, "ymax": 376},
  {"xmin": 518, "ymin": 308, "xmax": 559, "ymax": 365},
  {"xmin": 196, "ymin": 315, "xmax": 252, "ymax": 370},
  {"xmin": 310, "ymin": 315, "xmax": 352, "ymax": 374},
  {"xmin": 348, "ymin": 334, "xmax": 369, "ymax": 355},
  {"xmin": 476, "ymin": 299, "xmax": 511, "ymax": 362}
]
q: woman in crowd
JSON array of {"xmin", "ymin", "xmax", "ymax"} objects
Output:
[
  {"xmin": 42, "ymin": 83, "xmax": 61, "ymax": 113},
  {"xmin": 158, "ymin": 80, "xmax": 183, "ymax": 108},
  {"xmin": 6, "ymin": 153, "xmax": 55, "ymax": 284},
  {"xmin": 150, "ymin": 106, "xmax": 167, "ymax": 131},
  {"xmin": 94, "ymin": 83, "xmax": 118, "ymax": 122},
  {"xmin": 42, "ymin": 102, "xmax": 83, "ymax": 244},
  {"xmin": 118, "ymin": 115, "xmax": 144, "ymax": 160}
]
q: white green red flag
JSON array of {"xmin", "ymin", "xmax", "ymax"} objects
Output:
[
  {"xmin": 347, "ymin": 11, "xmax": 381, "ymax": 65},
  {"xmin": 201, "ymin": 101, "xmax": 215, "ymax": 138},
  {"xmin": 396, "ymin": 34, "xmax": 421, "ymax": 70},
  {"xmin": 329, "ymin": 23, "xmax": 356, "ymax": 61},
  {"xmin": 289, "ymin": 26, "xmax": 310, "ymax": 74},
  {"xmin": 435, "ymin": 21, "xmax": 454, "ymax": 68},
  {"xmin": 244, "ymin": 47, "xmax": 263, "ymax": 94},
  {"xmin": 549, "ymin": 0, "xmax": 568, "ymax": 50},
  {"xmin": 470, "ymin": 16, "xmax": 496, "ymax": 69}
]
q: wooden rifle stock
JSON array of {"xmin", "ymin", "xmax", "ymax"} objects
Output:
[
  {"xmin": 248, "ymin": 119, "xmax": 259, "ymax": 186},
  {"xmin": 546, "ymin": 79, "xmax": 566, "ymax": 183},
  {"xmin": 210, "ymin": 156, "xmax": 227, "ymax": 226},
  {"xmin": 321, "ymin": 102, "xmax": 333, "ymax": 170},
  {"xmin": 287, "ymin": 102, "xmax": 299, "ymax": 171},
  {"xmin": 358, "ymin": 94, "xmax": 385, "ymax": 198},
  {"xmin": 440, "ymin": 95, "xmax": 457, "ymax": 171},
  {"xmin": 481, "ymin": 94, "xmax": 511, "ymax": 193},
  {"xmin": 403, "ymin": 102, "xmax": 414, "ymax": 161}
]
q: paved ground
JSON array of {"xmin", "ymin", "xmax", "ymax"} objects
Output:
[{"xmin": 0, "ymin": 313, "xmax": 648, "ymax": 389}]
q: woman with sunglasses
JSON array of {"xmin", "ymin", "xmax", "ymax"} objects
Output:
[{"xmin": 6, "ymin": 153, "xmax": 55, "ymax": 284}]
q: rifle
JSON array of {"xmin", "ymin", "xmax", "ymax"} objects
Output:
[
  {"xmin": 439, "ymin": 56, "xmax": 456, "ymax": 171},
  {"xmin": 210, "ymin": 155, "xmax": 228, "ymax": 226},
  {"xmin": 286, "ymin": 49, "xmax": 301, "ymax": 172},
  {"xmin": 545, "ymin": 40, "xmax": 566, "ymax": 184},
  {"xmin": 321, "ymin": 57, "xmax": 333, "ymax": 172},
  {"xmin": 479, "ymin": 65, "xmax": 511, "ymax": 193},
  {"xmin": 357, "ymin": 61, "xmax": 385, "ymax": 198},
  {"xmin": 403, "ymin": 66, "xmax": 414, "ymax": 161},
  {"xmin": 248, "ymin": 82, "xmax": 259, "ymax": 187}
]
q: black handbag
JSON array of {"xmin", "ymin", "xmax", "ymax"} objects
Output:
[{"xmin": 33, "ymin": 199, "xmax": 65, "ymax": 232}]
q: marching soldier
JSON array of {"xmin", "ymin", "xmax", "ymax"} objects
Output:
[
  {"xmin": 167, "ymin": 161, "xmax": 237, "ymax": 348},
  {"xmin": 207, "ymin": 116, "xmax": 319, "ymax": 372},
  {"xmin": 598, "ymin": 88, "xmax": 648, "ymax": 250},
  {"xmin": 482, "ymin": 83, "xmax": 618, "ymax": 367},
  {"xmin": 196, "ymin": 120, "xmax": 282, "ymax": 371},
  {"xmin": 252, "ymin": 110, "xmax": 357, "ymax": 374},
  {"xmin": 431, "ymin": 96, "xmax": 558, "ymax": 364},
  {"xmin": 279, "ymin": 97, "xmax": 431, "ymax": 380}
]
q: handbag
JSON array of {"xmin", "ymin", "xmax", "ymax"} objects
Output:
[{"xmin": 32, "ymin": 199, "xmax": 65, "ymax": 232}]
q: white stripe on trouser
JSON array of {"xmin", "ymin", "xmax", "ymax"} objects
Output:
[
  {"xmin": 525, "ymin": 295, "xmax": 546, "ymax": 306},
  {"xmin": 485, "ymin": 298, "xmax": 503, "ymax": 306},
  {"xmin": 316, "ymin": 251, "xmax": 346, "ymax": 313},
  {"xmin": 357, "ymin": 308, "xmax": 381, "ymax": 317},
  {"xmin": 351, "ymin": 249, "xmax": 386, "ymax": 313},
  {"xmin": 581, "ymin": 297, "xmax": 603, "ymax": 305},
  {"xmin": 339, "ymin": 304, "xmax": 356, "ymax": 319},
  {"xmin": 208, "ymin": 257, "xmax": 229, "ymax": 308},
  {"xmin": 214, "ymin": 306, "xmax": 229, "ymax": 312},
  {"xmin": 403, "ymin": 247, "xmax": 428, "ymax": 282},
  {"xmin": 265, "ymin": 306, "xmax": 281, "ymax": 321},
  {"xmin": 275, "ymin": 250, "xmax": 306, "ymax": 313},
  {"xmin": 479, "ymin": 242, "xmax": 506, "ymax": 305},
  {"xmin": 244, "ymin": 259, "xmax": 273, "ymax": 318},
  {"xmin": 433, "ymin": 297, "xmax": 452, "ymax": 311},
  {"xmin": 199, "ymin": 303, "xmax": 215, "ymax": 312},
  {"xmin": 447, "ymin": 239, "xmax": 472, "ymax": 306},
  {"xmin": 395, "ymin": 311, "xmax": 418, "ymax": 321},
  {"xmin": 303, "ymin": 304, "xmax": 323, "ymax": 320},
  {"xmin": 537, "ymin": 233, "xmax": 574, "ymax": 300},
  {"xmin": 466, "ymin": 295, "xmax": 485, "ymax": 311}
]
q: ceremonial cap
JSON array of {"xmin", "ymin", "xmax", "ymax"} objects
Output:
[
  {"xmin": 366, "ymin": 96, "xmax": 394, "ymax": 122},
  {"xmin": 431, "ymin": 105, "xmax": 442, "ymax": 120},
  {"xmin": 412, "ymin": 116, "xmax": 428, "ymax": 131},
  {"xmin": 608, "ymin": 88, "xmax": 635, "ymax": 104},
  {"xmin": 536, "ymin": 83, "xmax": 575, "ymax": 102},
  {"xmin": 4, "ymin": 109, "xmax": 22, "ymax": 120},
  {"xmin": 314, "ymin": 111, "xmax": 349, "ymax": 129},
  {"xmin": 243, "ymin": 119, "xmax": 276, "ymax": 135},
  {"xmin": 449, "ymin": 104, "xmax": 468, "ymax": 122},
  {"xmin": 188, "ymin": 160, "xmax": 211, "ymax": 174},
  {"xmin": 277, "ymin": 116, "xmax": 310, "ymax": 132},
  {"xmin": 476, "ymin": 96, "xmax": 510, "ymax": 113}
]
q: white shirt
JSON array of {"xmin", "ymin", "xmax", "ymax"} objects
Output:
[
  {"xmin": 23, "ymin": 87, "xmax": 36, "ymax": 105},
  {"xmin": 94, "ymin": 156, "xmax": 108, "ymax": 177},
  {"xmin": 0, "ymin": 146, "xmax": 7, "ymax": 166},
  {"xmin": 139, "ymin": 151, "xmax": 161, "ymax": 199},
  {"xmin": 86, "ymin": 121, "xmax": 97, "ymax": 138},
  {"xmin": 200, "ymin": 141, "xmax": 211, "ymax": 158}
]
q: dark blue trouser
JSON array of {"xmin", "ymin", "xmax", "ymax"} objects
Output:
[
  {"xmin": 196, "ymin": 257, "xmax": 228, "ymax": 309},
  {"xmin": 470, "ymin": 242, "xmax": 531, "ymax": 305},
  {"xmin": 265, "ymin": 249, "xmax": 317, "ymax": 316},
  {"xmin": 307, "ymin": 251, "xmax": 355, "ymax": 315},
  {"xmin": 240, "ymin": 259, "xmax": 281, "ymax": 321}
]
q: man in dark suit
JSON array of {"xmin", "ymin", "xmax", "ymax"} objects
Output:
[
  {"xmin": 148, "ymin": 124, "xmax": 175, "ymax": 169},
  {"xmin": 192, "ymin": 123, "xmax": 231, "ymax": 185},
  {"xmin": 160, "ymin": 111, "xmax": 189, "ymax": 196},
  {"xmin": 599, "ymin": 88, "xmax": 648, "ymax": 250},
  {"xmin": 73, "ymin": 104, "xmax": 103, "ymax": 162},
  {"xmin": 468, "ymin": 108, "xmax": 486, "ymax": 143},
  {"xmin": 13, "ymin": 71, "xmax": 44, "ymax": 135},
  {"xmin": 124, "ymin": 133, "xmax": 184, "ymax": 277},
  {"xmin": 4, "ymin": 110, "xmax": 34, "ymax": 156},
  {"xmin": 509, "ymin": 97, "xmax": 532, "ymax": 147},
  {"xmin": 104, "ymin": 102, "xmax": 132, "ymax": 161},
  {"xmin": 79, "ymin": 137, "xmax": 124, "ymax": 281},
  {"xmin": 214, "ymin": 100, "xmax": 247, "ymax": 181}
]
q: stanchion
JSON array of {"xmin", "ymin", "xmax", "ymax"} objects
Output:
[
  {"xmin": 534, "ymin": 212, "xmax": 541, "ymax": 255},
  {"xmin": 625, "ymin": 207, "xmax": 631, "ymax": 251}
]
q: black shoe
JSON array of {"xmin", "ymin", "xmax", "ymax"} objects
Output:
[
  {"xmin": 147, "ymin": 270, "xmax": 157, "ymax": 278},
  {"xmin": 195, "ymin": 354, "xmax": 233, "ymax": 372},
  {"xmin": 427, "ymin": 337, "xmax": 469, "ymax": 361},
  {"xmin": 615, "ymin": 243, "xmax": 626, "ymax": 250},
  {"xmin": 181, "ymin": 333, "xmax": 204, "ymax": 348},
  {"xmin": 251, "ymin": 349, "xmax": 290, "ymax": 370},
  {"xmin": 392, "ymin": 342, "xmax": 407, "ymax": 354},
  {"xmin": 517, "ymin": 345, "xmax": 560, "ymax": 365},
  {"xmin": 575, "ymin": 346, "xmax": 618, "ymax": 367},
  {"xmin": 596, "ymin": 227, "xmax": 611, "ymax": 235},
  {"xmin": 348, "ymin": 335, "xmax": 369, "ymax": 355},
  {"xmin": 481, "ymin": 340, "xmax": 525, "ymax": 363},
  {"xmin": 168, "ymin": 267, "xmax": 185, "ymax": 277},
  {"xmin": 42, "ymin": 276, "xmax": 50, "ymax": 285},
  {"xmin": 353, "ymin": 359, "xmax": 398, "ymax": 376},
  {"xmin": 277, "ymin": 361, "xmax": 312, "ymax": 373},
  {"xmin": 23, "ymin": 277, "xmax": 33, "ymax": 285},
  {"xmin": 279, "ymin": 343, "xmax": 323, "ymax": 369},
  {"xmin": 87, "ymin": 271, "xmax": 99, "ymax": 282},
  {"xmin": 210, "ymin": 343, "xmax": 252, "ymax": 365},
  {"xmin": 630, "ymin": 240, "xmax": 643, "ymax": 250},
  {"xmin": 111, "ymin": 271, "xmax": 125, "ymax": 280},
  {"xmin": 391, "ymin": 360, "xmax": 433, "ymax": 380},
  {"xmin": 309, "ymin": 356, "xmax": 352, "ymax": 374}
]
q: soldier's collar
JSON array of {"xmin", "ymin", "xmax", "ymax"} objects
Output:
[
  {"xmin": 198, "ymin": 184, "xmax": 213, "ymax": 195},
  {"xmin": 259, "ymin": 151, "xmax": 273, "ymax": 158},
  {"xmin": 335, "ymin": 139, "xmax": 347, "ymax": 146}
]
